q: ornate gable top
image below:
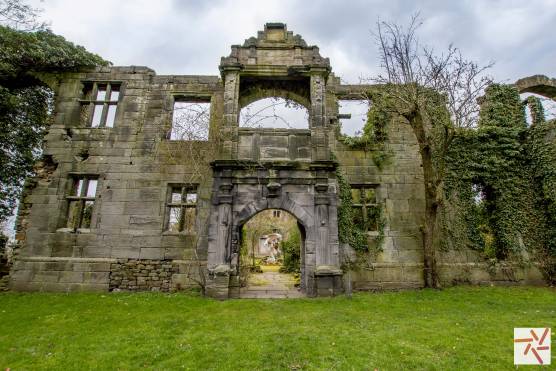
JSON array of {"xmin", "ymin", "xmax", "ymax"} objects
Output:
[
  {"xmin": 220, "ymin": 23, "xmax": 330, "ymax": 73},
  {"xmin": 242, "ymin": 23, "xmax": 308, "ymax": 48}
]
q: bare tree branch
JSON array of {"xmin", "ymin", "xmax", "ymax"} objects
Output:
[
  {"xmin": 0, "ymin": 0, "xmax": 48, "ymax": 31},
  {"xmin": 371, "ymin": 13, "xmax": 493, "ymax": 288}
]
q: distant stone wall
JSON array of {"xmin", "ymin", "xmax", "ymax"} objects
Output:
[{"xmin": 109, "ymin": 259, "xmax": 178, "ymax": 292}]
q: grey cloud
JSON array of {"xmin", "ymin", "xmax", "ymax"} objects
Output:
[{"xmin": 31, "ymin": 0, "xmax": 556, "ymax": 83}]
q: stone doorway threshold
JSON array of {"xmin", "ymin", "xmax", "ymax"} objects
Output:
[{"xmin": 239, "ymin": 268, "xmax": 304, "ymax": 299}]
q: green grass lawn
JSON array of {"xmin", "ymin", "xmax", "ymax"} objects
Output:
[{"xmin": 0, "ymin": 287, "xmax": 554, "ymax": 370}]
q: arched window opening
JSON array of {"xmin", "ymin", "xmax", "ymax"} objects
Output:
[
  {"xmin": 520, "ymin": 93, "xmax": 556, "ymax": 126},
  {"xmin": 338, "ymin": 100, "xmax": 369, "ymax": 136},
  {"xmin": 239, "ymin": 97, "xmax": 309, "ymax": 129}
]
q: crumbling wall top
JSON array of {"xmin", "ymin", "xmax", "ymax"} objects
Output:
[{"xmin": 515, "ymin": 74, "xmax": 556, "ymax": 100}]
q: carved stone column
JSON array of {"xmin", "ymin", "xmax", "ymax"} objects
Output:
[
  {"xmin": 313, "ymin": 173, "xmax": 343, "ymax": 296},
  {"xmin": 221, "ymin": 69, "xmax": 241, "ymax": 159},
  {"xmin": 206, "ymin": 169, "xmax": 234, "ymax": 299},
  {"xmin": 314, "ymin": 181, "xmax": 330, "ymax": 266},
  {"xmin": 310, "ymin": 73, "xmax": 329, "ymax": 161}
]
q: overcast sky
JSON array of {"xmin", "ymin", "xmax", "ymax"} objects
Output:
[{"xmin": 29, "ymin": 0, "xmax": 556, "ymax": 84}]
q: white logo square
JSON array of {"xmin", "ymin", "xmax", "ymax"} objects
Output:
[{"xmin": 514, "ymin": 328, "xmax": 551, "ymax": 365}]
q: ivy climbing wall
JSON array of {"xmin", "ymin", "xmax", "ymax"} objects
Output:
[
  {"xmin": 442, "ymin": 86, "xmax": 555, "ymax": 284},
  {"xmin": 331, "ymin": 80, "xmax": 552, "ymax": 288}
]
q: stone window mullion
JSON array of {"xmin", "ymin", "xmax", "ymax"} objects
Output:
[
  {"xmin": 350, "ymin": 184, "xmax": 379, "ymax": 233},
  {"xmin": 166, "ymin": 184, "xmax": 198, "ymax": 233},
  {"xmin": 66, "ymin": 177, "xmax": 98, "ymax": 231},
  {"xmin": 100, "ymin": 84, "xmax": 113, "ymax": 126},
  {"xmin": 84, "ymin": 81, "xmax": 121, "ymax": 128}
]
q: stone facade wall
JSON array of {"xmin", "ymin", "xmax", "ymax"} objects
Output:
[
  {"xmin": 328, "ymin": 79, "xmax": 545, "ymax": 290},
  {"xmin": 9, "ymin": 23, "xmax": 546, "ymax": 296},
  {"xmin": 9, "ymin": 66, "xmax": 220, "ymax": 292},
  {"xmin": 10, "ymin": 257, "xmax": 112, "ymax": 291}
]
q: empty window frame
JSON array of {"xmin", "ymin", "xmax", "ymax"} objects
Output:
[
  {"xmin": 67, "ymin": 176, "xmax": 98, "ymax": 230},
  {"xmin": 166, "ymin": 185, "xmax": 198, "ymax": 233},
  {"xmin": 273, "ymin": 210, "xmax": 281, "ymax": 218},
  {"xmin": 338, "ymin": 100, "xmax": 369, "ymax": 136},
  {"xmin": 169, "ymin": 98, "xmax": 211, "ymax": 141},
  {"xmin": 83, "ymin": 82, "xmax": 121, "ymax": 128},
  {"xmin": 350, "ymin": 185, "xmax": 379, "ymax": 232},
  {"xmin": 239, "ymin": 97, "xmax": 309, "ymax": 129}
]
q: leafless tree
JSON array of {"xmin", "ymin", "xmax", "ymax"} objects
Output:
[
  {"xmin": 0, "ymin": 0, "xmax": 48, "ymax": 31},
  {"xmin": 372, "ymin": 14, "xmax": 493, "ymax": 287}
]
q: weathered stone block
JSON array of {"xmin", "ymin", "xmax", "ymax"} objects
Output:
[
  {"xmin": 83, "ymin": 272, "xmax": 110, "ymax": 284},
  {"xmin": 59, "ymin": 271, "xmax": 84, "ymax": 283}
]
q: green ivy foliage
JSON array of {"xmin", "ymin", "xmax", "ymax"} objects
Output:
[
  {"xmin": 526, "ymin": 97, "xmax": 556, "ymax": 282},
  {"xmin": 526, "ymin": 96, "xmax": 545, "ymax": 126},
  {"xmin": 0, "ymin": 233, "xmax": 7, "ymax": 256},
  {"xmin": 280, "ymin": 228, "xmax": 301, "ymax": 274},
  {"xmin": 338, "ymin": 89, "xmax": 391, "ymax": 169},
  {"xmin": 336, "ymin": 169, "xmax": 385, "ymax": 253},
  {"xmin": 443, "ymin": 85, "xmax": 555, "ymax": 283},
  {"xmin": 0, "ymin": 25, "xmax": 108, "ymax": 223},
  {"xmin": 336, "ymin": 169, "xmax": 368, "ymax": 252},
  {"xmin": 0, "ymin": 25, "xmax": 107, "ymax": 87}
]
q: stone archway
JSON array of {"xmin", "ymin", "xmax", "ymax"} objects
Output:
[
  {"xmin": 205, "ymin": 23, "xmax": 343, "ymax": 299},
  {"xmin": 515, "ymin": 75, "xmax": 556, "ymax": 100},
  {"xmin": 238, "ymin": 77, "xmax": 312, "ymax": 110},
  {"xmin": 205, "ymin": 161, "xmax": 344, "ymax": 299},
  {"xmin": 233, "ymin": 197, "xmax": 312, "ymax": 295},
  {"xmin": 235, "ymin": 207, "xmax": 307, "ymax": 297}
]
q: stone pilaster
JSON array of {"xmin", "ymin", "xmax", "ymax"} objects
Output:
[
  {"xmin": 221, "ymin": 69, "xmax": 241, "ymax": 159},
  {"xmin": 310, "ymin": 73, "xmax": 329, "ymax": 161}
]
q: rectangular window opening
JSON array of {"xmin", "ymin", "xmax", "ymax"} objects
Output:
[
  {"xmin": 91, "ymin": 104, "xmax": 103, "ymax": 127},
  {"xmin": 350, "ymin": 184, "xmax": 379, "ymax": 232},
  {"xmin": 170, "ymin": 99, "xmax": 211, "ymax": 141},
  {"xmin": 66, "ymin": 176, "xmax": 98, "ymax": 230},
  {"xmin": 106, "ymin": 105, "xmax": 117, "ymax": 127},
  {"xmin": 338, "ymin": 100, "xmax": 369, "ymax": 137},
  {"xmin": 166, "ymin": 184, "xmax": 198, "ymax": 233},
  {"xmin": 83, "ymin": 82, "xmax": 121, "ymax": 128},
  {"xmin": 109, "ymin": 86, "xmax": 120, "ymax": 102}
]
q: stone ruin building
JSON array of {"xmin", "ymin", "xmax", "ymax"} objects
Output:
[{"xmin": 8, "ymin": 23, "xmax": 554, "ymax": 298}]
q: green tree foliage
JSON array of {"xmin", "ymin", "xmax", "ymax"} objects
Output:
[
  {"xmin": 0, "ymin": 25, "xmax": 107, "ymax": 87},
  {"xmin": 279, "ymin": 228, "xmax": 301, "ymax": 273},
  {"xmin": 0, "ymin": 9, "xmax": 108, "ymax": 223},
  {"xmin": 0, "ymin": 85, "xmax": 52, "ymax": 222}
]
